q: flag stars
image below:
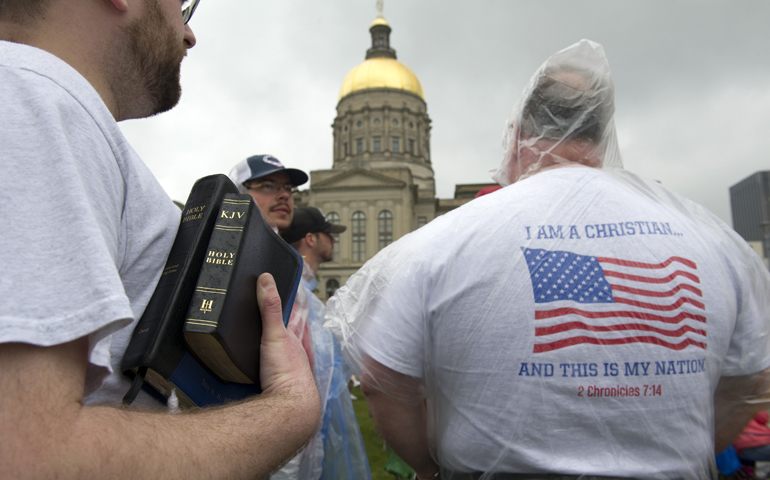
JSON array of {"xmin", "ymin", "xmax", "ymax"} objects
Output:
[{"xmin": 525, "ymin": 248, "xmax": 619, "ymax": 305}]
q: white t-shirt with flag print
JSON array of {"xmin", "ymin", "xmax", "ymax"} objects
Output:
[{"xmin": 325, "ymin": 166, "xmax": 770, "ymax": 479}]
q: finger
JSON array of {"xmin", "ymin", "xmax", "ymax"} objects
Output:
[{"xmin": 257, "ymin": 273, "xmax": 286, "ymax": 340}]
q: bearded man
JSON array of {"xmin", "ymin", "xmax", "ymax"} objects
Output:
[{"xmin": 0, "ymin": 1, "xmax": 320, "ymax": 478}]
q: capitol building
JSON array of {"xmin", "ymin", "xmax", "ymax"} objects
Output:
[{"xmin": 298, "ymin": 13, "xmax": 492, "ymax": 299}]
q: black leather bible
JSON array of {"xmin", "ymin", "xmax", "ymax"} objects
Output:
[
  {"xmin": 183, "ymin": 194, "xmax": 303, "ymax": 385},
  {"xmin": 121, "ymin": 174, "xmax": 244, "ymax": 407}
]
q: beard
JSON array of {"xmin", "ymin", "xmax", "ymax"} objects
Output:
[
  {"xmin": 318, "ymin": 235, "xmax": 335, "ymax": 263},
  {"xmin": 105, "ymin": 0, "xmax": 187, "ymax": 119}
]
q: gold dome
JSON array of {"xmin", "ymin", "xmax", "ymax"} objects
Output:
[
  {"xmin": 371, "ymin": 16, "xmax": 389, "ymax": 27},
  {"xmin": 338, "ymin": 57, "xmax": 424, "ymax": 101}
]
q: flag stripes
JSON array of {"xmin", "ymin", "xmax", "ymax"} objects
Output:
[{"xmin": 522, "ymin": 248, "xmax": 707, "ymax": 353}]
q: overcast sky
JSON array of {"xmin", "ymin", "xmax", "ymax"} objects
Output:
[{"xmin": 120, "ymin": 0, "xmax": 770, "ymax": 226}]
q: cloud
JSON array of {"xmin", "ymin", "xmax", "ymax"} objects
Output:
[{"xmin": 120, "ymin": 0, "xmax": 770, "ymax": 227}]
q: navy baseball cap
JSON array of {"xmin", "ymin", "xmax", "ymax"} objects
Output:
[
  {"xmin": 281, "ymin": 207, "xmax": 347, "ymax": 244},
  {"xmin": 228, "ymin": 154, "xmax": 308, "ymax": 193}
]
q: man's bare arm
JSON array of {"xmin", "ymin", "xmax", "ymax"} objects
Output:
[
  {"xmin": 360, "ymin": 357, "xmax": 439, "ymax": 480},
  {"xmin": 714, "ymin": 369, "xmax": 770, "ymax": 453},
  {"xmin": 0, "ymin": 273, "xmax": 320, "ymax": 480}
]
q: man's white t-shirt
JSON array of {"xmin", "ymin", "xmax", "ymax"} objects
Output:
[
  {"xmin": 326, "ymin": 166, "xmax": 770, "ymax": 479},
  {"xmin": 0, "ymin": 41, "xmax": 179, "ymax": 405}
]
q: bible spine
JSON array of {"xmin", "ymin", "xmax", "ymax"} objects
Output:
[{"xmin": 184, "ymin": 195, "xmax": 254, "ymax": 384}]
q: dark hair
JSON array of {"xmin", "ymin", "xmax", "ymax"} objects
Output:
[
  {"xmin": 0, "ymin": 0, "xmax": 52, "ymax": 23},
  {"xmin": 519, "ymin": 67, "xmax": 611, "ymax": 143}
]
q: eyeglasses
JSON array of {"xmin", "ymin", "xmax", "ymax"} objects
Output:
[
  {"xmin": 247, "ymin": 181, "xmax": 299, "ymax": 195},
  {"xmin": 181, "ymin": 0, "xmax": 200, "ymax": 25}
]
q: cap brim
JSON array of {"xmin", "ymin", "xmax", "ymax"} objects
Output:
[
  {"xmin": 284, "ymin": 168, "xmax": 309, "ymax": 187},
  {"xmin": 323, "ymin": 224, "xmax": 347, "ymax": 234}
]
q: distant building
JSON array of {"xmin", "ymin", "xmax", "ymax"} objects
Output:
[
  {"xmin": 297, "ymin": 13, "xmax": 494, "ymax": 299},
  {"xmin": 729, "ymin": 170, "xmax": 770, "ymax": 266}
]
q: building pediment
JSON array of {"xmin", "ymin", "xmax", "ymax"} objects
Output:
[{"xmin": 311, "ymin": 168, "xmax": 408, "ymax": 191}]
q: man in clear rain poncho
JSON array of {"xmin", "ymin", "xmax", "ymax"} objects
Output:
[
  {"xmin": 280, "ymin": 207, "xmax": 373, "ymax": 480},
  {"xmin": 324, "ymin": 40, "xmax": 770, "ymax": 479}
]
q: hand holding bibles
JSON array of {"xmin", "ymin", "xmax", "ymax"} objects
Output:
[{"xmin": 121, "ymin": 175, "xmax": 302, "ymax": 408}]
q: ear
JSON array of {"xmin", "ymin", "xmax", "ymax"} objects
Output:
[
  {"xmin": 106, "ymin": 0, "xmax": 129, "ymax": 12},
  {"xmin": 305, "ymin": 232, "xmax": 317, "ymax": 248}
]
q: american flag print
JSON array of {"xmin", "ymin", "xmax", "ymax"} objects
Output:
[{"xmin": 522, "ymin": 248, "xmax": 706, "ymax": 353}]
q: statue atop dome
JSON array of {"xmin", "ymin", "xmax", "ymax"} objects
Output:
[{"xmin": 367, "ymin": 2, "xmax": 395, "ymax": 60}]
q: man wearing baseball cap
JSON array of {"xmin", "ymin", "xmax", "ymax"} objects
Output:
[
  {"xmin": 282, "ymin": 207, "xmax": 346, "ymax": 272},
  {"xmin": 228, "ymin": 154, "xmax": 308, "ymax": 232},
  {"xmin": 282, "ymin": 208, "xmax": 371, "ymax": 480}
]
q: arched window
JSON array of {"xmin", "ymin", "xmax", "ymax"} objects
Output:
[
  {"xmin": 325, "ymin": 279, "xmax": 340, "ymax": 300},
  {"xmin": 378, "ymin": 210, "xmax": 393, "ymax": 250},
  {"xmin": 327, "ymin": 212, "xmax": 340, "ymax": 263},
  {"xmin": 352, "ymin": 211, "xmax": 366, "ymax": 262}
]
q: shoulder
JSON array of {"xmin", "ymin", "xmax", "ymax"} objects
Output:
[{"xmin": 1, "ymin": 41, "xmax": 120, "ymax": 149}]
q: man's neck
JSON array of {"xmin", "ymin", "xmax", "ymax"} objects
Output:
[
  {"xmin": 0, "ymin": 3, "xmax": 124, "ymax": 120},
  {"xmin": 302, "ymin": 255, "xmax": 320, "ymax": 277}
]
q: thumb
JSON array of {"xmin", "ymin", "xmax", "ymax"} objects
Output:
[
  {"xmin": 256, "ymin": 272, "xmax": 315, "ymax": 395},
  {"xmin": 257, "ymin": 273, "xmax": 286, "ymax": 339}
]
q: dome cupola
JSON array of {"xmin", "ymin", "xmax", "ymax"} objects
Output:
[
  {"xmin": 338, "ymin": 13, "xmax": 424, "ymax": 101},
  {"xmin": 331, "ymin": 4, "xmax": 433, "ymax": 196}
]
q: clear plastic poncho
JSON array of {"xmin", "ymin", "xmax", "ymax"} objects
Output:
[
  {"xmin": 492, "ymin": 39, "xmax": 622, "ymax": 185},
  {"xmin": 274, "ymin": 262, "xmax": 372, "ymax": 480},
  {"xmin": 324, "ymin": 39, "xmax": 770, "ymax": 479}
]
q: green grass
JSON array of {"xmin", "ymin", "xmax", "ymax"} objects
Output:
[{"xmin": 351, "ymin": 386, "xmax": 414, "ymax": 480}]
